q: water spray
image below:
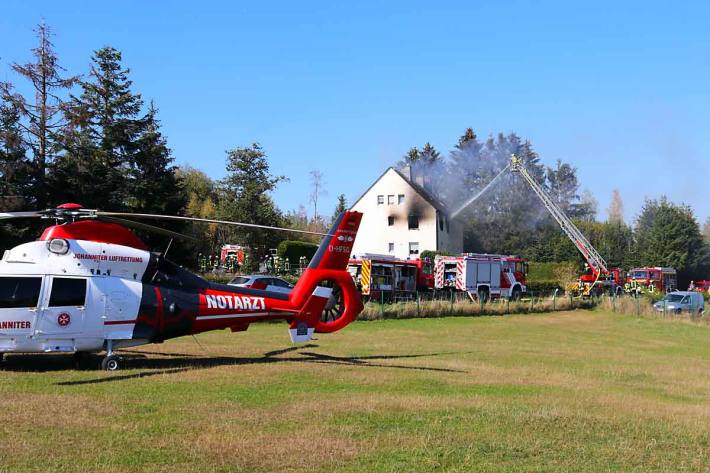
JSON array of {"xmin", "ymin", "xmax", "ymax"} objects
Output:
[{"xmin": 450, "ymin": 163, "xmax": 511, "ymax": 218}]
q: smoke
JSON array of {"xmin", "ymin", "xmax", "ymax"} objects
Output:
[
  {"xmin": 396, "ymin": 132, "xmax": 569, "ymax": 254},
  {"xmin": 450, "ymin": 163, "xmax": 510, "ymax": 218}
]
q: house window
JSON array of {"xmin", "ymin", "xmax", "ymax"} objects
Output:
[
  {"xmin": 398, "ymin": 194, "xmax": 405, "ymax": 205},
  {"xmin": 388, "ymin": 242, "xmax": 394, "ymax": 252},
  {"xmin": 409, "ymin": 242, "xmax": 419, "ymax": 255},
  {"xmin": 438, "ymin": 214, "xmax": 444, "ymax": 231},
  {"xmin": 377, "ymin": 195, "xmax": 384, "ymax": 205},
  {"xmin": 388, "ymin": 216, "xmax": 394, "ymax": 226},
  {"xmin": 387, "ymin": 195, "xmax": 395, "ymax": 205},
  {"xmin": 408, "ymin": 215, "xmax": 419, "ymax": 230}
]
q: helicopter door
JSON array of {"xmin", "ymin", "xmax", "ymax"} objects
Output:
[{"xmin": 37, "ymin": 277, "xmax": 87, "ymax": 336}]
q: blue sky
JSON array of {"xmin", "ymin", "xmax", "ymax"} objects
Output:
[{"xmin": 2, "ymin": 1, "xmax": 708, "ymax": 224}]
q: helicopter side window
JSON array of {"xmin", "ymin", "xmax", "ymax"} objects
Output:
[
  {"xmin": 0, "ymin": 277, "xmax": 42, "ymax": 309},
  {"xmin": 49, "ymin": 278, "xmax": 87, "ymax": 307}
]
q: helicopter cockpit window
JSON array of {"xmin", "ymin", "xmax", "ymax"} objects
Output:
[
  {"xmin": 150, "ymin": 258, "xmax": 207, "ymax": 290},
  {"xmin": 49, "ymin": 278, "xmax": 87, "ymax": 307},
  {"xmin": 0, "ymin": 277, "xmax": 42, "ymax": 309}
]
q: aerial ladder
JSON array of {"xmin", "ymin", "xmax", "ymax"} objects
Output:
[{"xmin": 510, "ymin": 154, "xmax": 620, "ymax": 296}]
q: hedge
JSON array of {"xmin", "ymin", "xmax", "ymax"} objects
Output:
[{"xmin": 277, "ymin": 240, "xmax": 319, "ymax": 265}]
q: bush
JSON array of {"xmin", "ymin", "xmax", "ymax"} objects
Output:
[
  {"xmin": 277, "ymin": 240, "xmax": 318, "ymax": 265},
  {"xmin": 420, "ymin": 249, "xmax": 455, "ymax": 261},
  {"xmin": 526, "ymin": 280, "xmax": 563, "ymax": 295}
]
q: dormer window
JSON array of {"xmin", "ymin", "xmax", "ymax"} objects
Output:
[{"xmin": 388, "ymin": 216, "xmax": 395, "ymax": 226}]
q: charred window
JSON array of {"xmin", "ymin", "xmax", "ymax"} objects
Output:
[
  {"xmin": 0, "ymin": 277, "xmax": 42, "ymax": 309},
  {"xmin": 408, "ymin": 215, "xmax": 419, "ymax": 230},
  {"xmin": 388, "ymin": 216, "xmax": 395, "ymax": 226},
  {"xmin": 49, "ymin": 278, "xmax": 87, "ymax": 307}
]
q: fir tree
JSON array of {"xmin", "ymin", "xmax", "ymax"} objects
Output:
[{"xmin": 0, "ymin": 22, "xmax": 77, "ymax": 208}]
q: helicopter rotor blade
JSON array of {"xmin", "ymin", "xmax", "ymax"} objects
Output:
[
  {"xmin": 96, "ymin": 212, "xmax": 332, "ymax": 236},
  {"xmin": 95, "ymin": 215, "xmax": 198, "ymax": 242},
  {"xmin": 0, "ymin": 211, "xmax": 43, "ymax": 220}
]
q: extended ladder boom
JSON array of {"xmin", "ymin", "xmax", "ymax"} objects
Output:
[{"xmin": 510, "ymin": 155, "xmax": 608, "ymax": 275}]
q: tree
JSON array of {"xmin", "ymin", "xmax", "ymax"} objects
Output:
[
  {"xmin": 54, "ymin": 47, "xmax": 143, "ymax": 209},
  {"xmin": 0, "ymin": 22, "xmax": 78, "ymax": 208},
  {"xmin": 0, "ymin": 102, "xmax": 30, "ymax": 209},
  {"xmin": 635, "ymin": 198, "xmax": 707, "ymax": 286},
  {"xmin": 331, "ymin": 193, "xmax": 347, "ymax": 224},
  {"xmin": 703, "ymin": 217, "xmax": 710, "ymax": 245},
  {"xmin": 128, "ymin": 102, "xmax": 183, "ymax": 214},
  {"xmin": 217, "ymin": 144, "xmax": 287, "ymax": 268},
  {"xmin": 608, "ymin": 189, "xmax": 624, "ymax": 223},
  {"xmin": 308, "ymin": 169, "xmax": 325, "ymax": 221},
  {"xmin": 0, "ymin": 101, "xmax": 33, "ymax": 251},
  {"xmin": 176, "ymin": 166, "xmax": 218, "ymax": 257}
]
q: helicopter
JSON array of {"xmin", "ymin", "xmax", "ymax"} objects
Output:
[{"xmin": 0, "ymin": 203, "xmax": 363, "ymax": 370}]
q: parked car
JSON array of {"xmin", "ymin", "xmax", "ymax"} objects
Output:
[
  {"xmin": 654, "ymin": 291, "xmax": 705, "ymax": 315},
  {"xmin": 227, "ymin": 275, "xmax": 294, "ymax": 294}
]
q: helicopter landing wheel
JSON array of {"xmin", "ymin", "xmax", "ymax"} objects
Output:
[{"xmin": 101, "ymin": 355, "xmax": 121, "ymax": 371}]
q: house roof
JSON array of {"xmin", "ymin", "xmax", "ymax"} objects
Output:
[{"xmin": 351, "ymin": 166, "xmax": 456, "ymax": 219}]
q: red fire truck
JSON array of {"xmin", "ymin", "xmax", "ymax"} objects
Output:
[
  {"xmin": 624, "ymin": 267, "xmax": 677, "ymax": 294},
  {"xmin": 348, "ymin": 254, "xmax": 433, "ymax": 301},
  {"xmin": 691, "ymin": 280, "xmax": 710, "ymax": 294},
  {"xmin": 220, "ymin": 244, "xmax": 245, "ymax": 268},
  {"xmin": 434, "ymin": 253, "xmax": 528, "ymax": 301}
]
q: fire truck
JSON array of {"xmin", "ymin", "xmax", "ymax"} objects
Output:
[
  {"xmin": 434, "ymin": 254, "xmax": 527, "ymax": 301},
  {"xmin": 510, "ymin": 155, "xmax": 623, "ymax": 296},
  {"xmin": 220, "ymin": 244, "xmax": 245, "ymax": 269},
  {"xmin": 624, "ymin": 267, "xmax": 677, "ymax": 295},
  {"xmin": 347, "ymin": 254, "xmax": 433, "ymax": 301}
]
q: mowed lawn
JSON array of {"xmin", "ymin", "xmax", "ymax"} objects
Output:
[{"xmin": 1, "ymin": 311, "xmax": 710, "ymax": 472}]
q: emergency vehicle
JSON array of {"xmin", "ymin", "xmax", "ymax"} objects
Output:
[
  {"xmin": 347, "ymin": 254, "xmax": 433, "ymax": 301},
  {"xmin": 434, "ymin": 253, "xmax": 528, "ymax": 301},
  {"xmin": 625, "ymin": 267, "xmax": 677, "ymax": 294},
  {"xmin": 219, "ymin": 244, "xmax": 245, "ymax": 268}
]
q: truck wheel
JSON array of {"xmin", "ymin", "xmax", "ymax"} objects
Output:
[
  {"xmin": 511, "ymin": 287, "xmax": 522, "ymax": 301},
  {"xmin": 478, "ymin": 288, "xmax": 489, "ymax": 304}
]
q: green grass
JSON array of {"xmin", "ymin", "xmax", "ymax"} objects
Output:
[{"xmin": 1, "ymin": 310, "xmax": 710, "ymax": 472}]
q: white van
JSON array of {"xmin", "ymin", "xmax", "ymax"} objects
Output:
[{"xmin": 654, "ymin": 291, "xmax": 705, "ymax": 315}]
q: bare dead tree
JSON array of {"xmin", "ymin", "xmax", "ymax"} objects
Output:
[
  {"xmin": 0, "ymin": 21, "xmax": 78, "ymax": 207},
  {"xmin": 309, "ymin": 169, "xmax": 326, "ymax": 222}
]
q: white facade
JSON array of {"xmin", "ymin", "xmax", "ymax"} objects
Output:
[{"xmin": 350, "ymin": 168, "xmax": 463, "ymax": 260}]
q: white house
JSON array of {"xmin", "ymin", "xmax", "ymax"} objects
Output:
[{"xmin": 350, "ymin": 167, "xmax": 463, "ymax": 260}]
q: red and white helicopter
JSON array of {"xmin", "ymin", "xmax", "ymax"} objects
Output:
[{"xmin": 0, "ymin": 204, "xmax": 363, "ymax": 370}]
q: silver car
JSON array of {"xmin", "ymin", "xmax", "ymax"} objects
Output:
[
  {"xmin": 654, "ymin": 291, "xmax": 705, "ymax": 315},
  {"xmin": 227, "ymin": 275, "xmax": 294, "ymax": 294}
]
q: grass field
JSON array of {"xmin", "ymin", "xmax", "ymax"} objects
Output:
[{"xmin": 1, "ymin": 310, "xmax": 709, "ymax": 472}]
